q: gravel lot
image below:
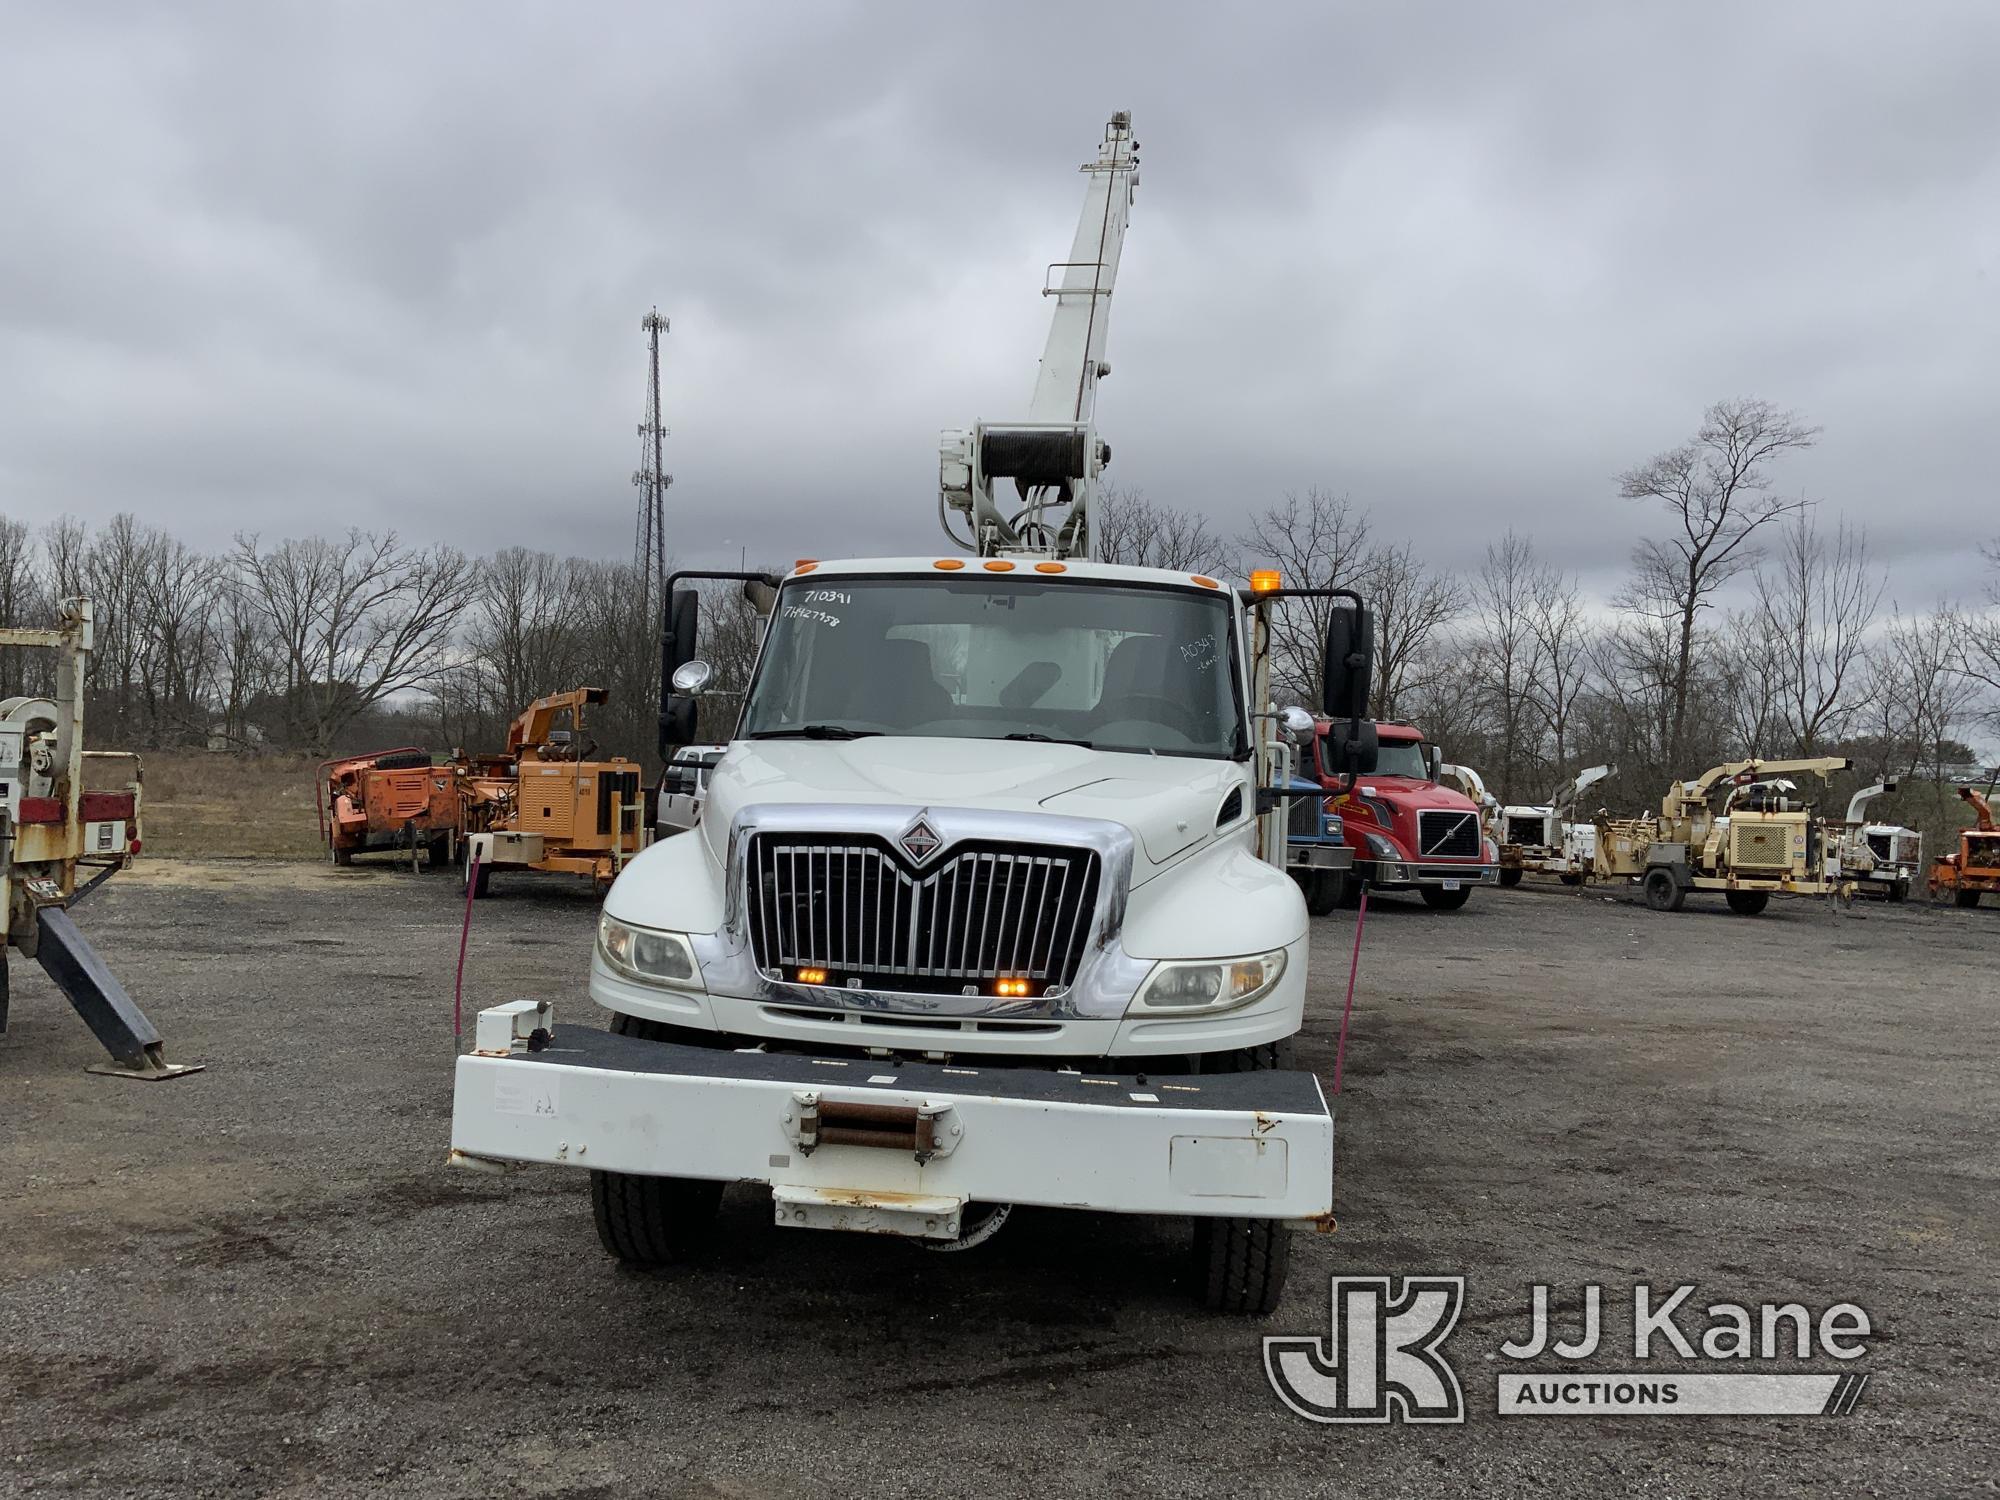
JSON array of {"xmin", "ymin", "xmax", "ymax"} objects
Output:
[{"xmin": 2, "ymin": 862, "xmax": 1995, "ymax": 1497}]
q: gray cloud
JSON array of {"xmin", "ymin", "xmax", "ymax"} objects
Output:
[{"xmin": 2, "ymin": 0, "xmax": 1995, "ymax": 606}]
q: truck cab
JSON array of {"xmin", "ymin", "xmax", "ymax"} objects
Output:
[{"xmin": 1308, "ymin": 721, "xmax": 1497, "ymax": 909}]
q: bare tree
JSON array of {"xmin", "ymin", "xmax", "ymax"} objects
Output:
[
  {"xmin": 1522, "ymin": 566, "xmax": 1593, "ymax": 778},
  {"xmin": 1878, "ymin": 605, "xmax": 1982, "ymax": 833},
  {"xmin": 1236, "ymin": 490, "xmax": 1372, "ymax": 705},
  {"xmin": 1751, "ymin": 515, "xmax": 1882, "ymax": 755},
  {"xmin": 1617, "ymin": 397, "xmax": 1819, "ymax": 764},
  {"xmin": 0, "ymin": 512, "xmax": 50, "ymax": 698},
  {"xmin": 1363, "ymin": 541, "xmax": 1464, "ymax": 720},
  {"xmin": 234, "ymin": 530, "xmax": 471, "ymax": 751},
  {"xmin": 1095, "ymin": 486, "xmax": 1225, "ymax": 571},
  {"xmin": 1467, "ymin": 532, "xmax": 1548, "ymax": 801},
  {"xmin": 1952, "ymin": 538, "xmax": 2000, "ymax": 733}
]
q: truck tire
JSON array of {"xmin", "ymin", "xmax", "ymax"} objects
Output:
[
  {"xmin": 591, "ymin": 1170, "xmax": 723, "ymax": 1267},
  {"xmin": 1955, "ymin": 889, "xmax": 1981, "ymax": 909},
  {"xmin": 593, "ymin": 1007, "xmax": 725, "ymax": 1265},
  {"xmin": 1642, "ymin": 868, "xmax": 1683, "ymax": 912},
  {"xmin": 329, "ymin": 842, "xmax": 352, "ymax": 867},
  {"xmin": 1304, "ymin": 869, "xmax": 1346, "ymax": 917},
  {"xmin": 1887, "ymin": 880, "xmax": 1908, "ymax": 904},
  {"xmin": 462, "ymin": 842, "xmax": 490, "ymax": 898},
  {"xmin": 372, "ymin": 749, "xmax": 431, "ymax": 771},
  {"xmin": 1419, "ymin": 885, "xmax": 1471, "ymax": 911},
  {"xmin": 1498, "ymin": 867, "xmax": 1523, "ymax": 888},
  {"xmin": 1189, "ymin": 1035, "xmax": 1295, "ymax": 1314},
  {"xmin": 1725, "ymin": 890, "xmax": 1769, "ymax": 916},
  {"xmin": 1558, "ymin": 871, "xmax": 1584, "ymax": 887}
]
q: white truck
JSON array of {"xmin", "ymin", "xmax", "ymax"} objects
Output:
[{"xmin": 448, "ymin": 113, "xmax": 1378, "ymax": 1313}]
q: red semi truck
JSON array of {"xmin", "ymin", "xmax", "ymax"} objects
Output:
[{"xmin": 1305, "ymin": 720, "xmax": 1497, "ymax": 909}]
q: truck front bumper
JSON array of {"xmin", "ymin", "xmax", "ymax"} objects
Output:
[
  {"xmin": 450, "ymin": 1004, "xmax": 1335, "ymax": 1233},
  {"xmin": 1365, "ymin": 860, "xmax": 1499, "ymax": 889},
  {"xmin": 1286, "ymin": 843, "xmax": 1355, "ymax": 872}
]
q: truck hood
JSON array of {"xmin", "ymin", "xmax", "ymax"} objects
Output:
[
  {"xmin": 703, "ymin": 737, "xmax": 1242, "ymax": 875},
  {"xmin": 1349, "ymin": 775, "xmax": 1481, "ymax": 815}
]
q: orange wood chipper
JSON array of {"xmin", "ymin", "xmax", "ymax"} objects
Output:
[
  {"xmin": 317, "ymin": 747, "xmax": 458, "ymax": 869},
  {"xmin": 1929, "ymin": 785, "xmax": 2000, "ymax": 909},
  {"xmin": 458, "ymin": 687, "xmax": 647, "ymax": 897}
]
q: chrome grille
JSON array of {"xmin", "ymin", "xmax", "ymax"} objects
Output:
[
  {"xmin": 1288, "ymin": 788, "xmax": 1323, "ymax": 839},
  {"xmin": 748, "ymin": 834, "xmax": 1099, "ymax": 991},
  {"xmin": 1418, "ymin": 809, "xmax": 1480, "ymax": 858}
]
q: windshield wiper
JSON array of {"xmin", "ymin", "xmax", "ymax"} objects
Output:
[
  {"xmin": 1001, "ymin": 732, "xmax": 1094, "ymax": 748},
  {"xmin": 748, "ymin": 724, "xmax": 881, "ymax": 740}
]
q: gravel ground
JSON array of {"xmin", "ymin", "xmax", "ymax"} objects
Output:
[{"xmin": 1, "ymin": 863, "xmax": 1995, "ymax": 1498}]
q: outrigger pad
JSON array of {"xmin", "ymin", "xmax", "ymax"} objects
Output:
[{"xmin": 34, "ymin": 906, "xmax": 203, "ymax": 1081}]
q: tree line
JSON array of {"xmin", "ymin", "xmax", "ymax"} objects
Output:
[{"xmin": 3, "ymin": 396, "xmax": 1995, "ymax": 842}]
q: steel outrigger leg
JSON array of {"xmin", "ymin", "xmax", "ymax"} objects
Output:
[{"xmin": 33, "ymin": 907, "xmax": 203, "ymax": 1081}]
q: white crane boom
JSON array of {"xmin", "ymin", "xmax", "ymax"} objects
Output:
[{"xmin": 940, "ymin": 112, "xmax": 1139, "ymax": 561}]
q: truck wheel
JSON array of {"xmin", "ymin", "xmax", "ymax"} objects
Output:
[
  {"xmin": 1888, "ymin": 880, "xmax": 1908, "ymax": 904},
  {"xmin": 1955, "ymin": 889, "xmax": 1981, "ymax": 909},
  {"xmin": 462, "ymin": 843, "xmax": 490, "ymax": 898},
  {"xmin": 1419, "ymin": 885, "xmax": 1471, "ymax": 911},
  {"xmin": 372, "ymin": 749, "xmax": 431, "ymax": 771},
  {"xmin": 1558, "ymin": 871, "xmax": 1584, "ymax": 887},
  {"xmin": 590, "ymin": 1169, "xmax": 722, "ymax": 1267},
  {"xmin": 1498, "ymin": 867, "xmax": 1523, "ymax": 888},
  {"xmin": 1642, "ymin": 869, "xmax": 1683, "ymax": 912},
  {"xmin": 1304, "ymin": 870, "xmax": 1346, "ymax": 917},
  {"xmin": 330, "ymin": 842, "xmax": 352, "ymax": 867},
  {"xmin": 1189, "ymin": 1035, "xmax": 1295, "ymax": 1314},
  {"xmin": 1725, "ymin": 890, "xmax": 1769, "ymax": 916}
]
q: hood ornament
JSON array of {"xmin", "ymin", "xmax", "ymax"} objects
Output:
[{"xmin": 899, "ymin": 812, "xmax": 944, "ymax": 866}]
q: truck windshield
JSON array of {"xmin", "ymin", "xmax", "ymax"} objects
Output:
[
  {"xmin": 738, "ymin": 576, "xmax": 1244, "ymax": 759},
  {"xmin": 1369, "ymin": 740, "xmax": 1431, "ymax": 779}
]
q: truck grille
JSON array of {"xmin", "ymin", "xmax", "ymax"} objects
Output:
[
  {"xmin": 1418, "ymin": 809, "xmax": 1480, "ymax": 858},
  {"xmin": 1505, "ymin": 813, "xmax": 1547, "ymax": 847},
  {"xmin": 747, "ymin": 834, "xmax": 1100, "ymax": 992},
  {"xmin": 1288, "ymin": 789, "xmax": 1324, "ymax": 839}
]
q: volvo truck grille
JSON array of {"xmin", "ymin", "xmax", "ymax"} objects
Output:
[
  {"xmin": 747, "ymin": 835, "xmax": 1100, "ymax": 992},
  {"xmin": 1418, "ymin": 809, "xmax": 1480, "ymax": 858}
]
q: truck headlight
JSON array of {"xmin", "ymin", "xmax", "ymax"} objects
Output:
[
  {"xmin": 1362, "ymin": 830, "xmax": 1399, "ymax": 860},
  {"xmin": 597, "ymin": 915, "xmax": 701, "ymax": 988},
  {"xmin": 1132, "ymin": 948, "xmax": 1287, "ymax": 1015}
]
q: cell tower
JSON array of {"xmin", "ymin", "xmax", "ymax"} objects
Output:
[{"xmin": 631, "ymin": 308, "xmax": 672, "ymax": 621}]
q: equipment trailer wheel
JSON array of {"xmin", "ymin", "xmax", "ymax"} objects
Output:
[
  {"xmin": 329, "ymin": 842, "xmax": 352, "ymax": 867},
  {"xmin": 1725, "ymin": 890, "xmax": 1770, "ymax": 916},
  {"xmin": 1419, "ymin": 884, "xmax": 1471, "ymax": 911},
  {"xmin": 1189, "ymin": 1036, "xmax": 1295, "ymax": 1314},
  {"xmin": 1642, "ymin": 868, "xmax": 1684, "ymax": 912},
  {"xmin": 1888, "ymin": 880, "xmax": 1909, "ymax": 904},
  {"xmin": 1558, "ymin": 871, "xmax": 1584, "ymax": 886},
  {"xmin": 1498, "ymin": 867, "xmax": 1523, "ymax": 888},
  {"xmin": 1955, "ymin": 889, "xmax": 1981, "ymax": 909}
]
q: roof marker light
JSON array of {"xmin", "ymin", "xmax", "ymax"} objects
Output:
[
  {"xmin": 1191, "ymin": 575, "xmax": 1219, "ymax": 589},
  {"xmin": 1035, "ymin": 561, "xmax": 1067, "ymax": 574},
  {"xmin": 984, "ymin": 559, "xmax": 1016, "ymax": 572},
  {"xmin": 934, "ymin": 559, "xmax": 965, "ymax": 570},
  {"xmin": 1250, "ymin": 569, "xmax": 1282, "ymax": 594}
]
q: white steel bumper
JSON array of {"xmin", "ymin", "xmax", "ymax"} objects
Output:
[{"xmin": 450, "ymin": 1002, "xmax": 1335, "ymax": 1230}]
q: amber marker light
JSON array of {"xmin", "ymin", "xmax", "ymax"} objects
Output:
[
  {"xmin": 1250, "ymin": 568, "xmax": 1282, "ymax": 594},
  {"xmin": 796, "ymin": 967, "xmax": 828, "ymax": 985},
  {"xmin": 993, "ymin": 978, "xmax": 1032, "ymax": 997},
  {"xmin": 1190, "ymin": 575, "xmax": 1220, "ymax": 589},
  {"xmin": 794, "ymin": 560, "xmax": 818, "ymax": 573},
  {"xmin": 1035, "ymin": 561, "xmax": 1067, "ymax": 574},
  {"xmin": 984, "ymin": 559, "xmax": 1016, "ymax": 571},
  {"xmin": 934, "ymin": 559, "xmax": 965, "ymax": 570}
]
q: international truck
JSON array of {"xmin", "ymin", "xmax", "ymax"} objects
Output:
[{"xmin": 448, "ymin": 113, "xmax": 1379, "ymax": 1313}]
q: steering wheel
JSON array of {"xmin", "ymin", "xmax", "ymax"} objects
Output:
[{"xmin": 1094, "ymin": 692, "xmax": 1206, "ymax": 740}]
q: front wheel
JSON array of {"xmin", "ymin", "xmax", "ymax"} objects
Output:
[
  {"xmin": 1725, "ymin": 890, "xmax": 1770, "ymax": 916},
  {"xmin": 590, "ymin": 1170, "xmax": 723, "ymax": 1267},
  {"xmin": 1419, "ymin": 884, "xmax": 1471, "ymax": 911},
  {"xmin": 1498, "ymin": 866, "xmax": 1523, "ymax": 888},
  {"xmin": 1189, "ymin": 1035, "xmax": 1295, "ymax": 1314},
  {"xmin": 1955, "ymin": 888, "xmax": 1981, "ymax": 909},
  {"xmin": 1304, "ymin": 869, "xmax": 1347, "ymax": 916}
]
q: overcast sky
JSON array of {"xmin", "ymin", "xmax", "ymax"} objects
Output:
[{"xmin": 2, "ymin": 2, "xmax": 1995, "ymax": 611}]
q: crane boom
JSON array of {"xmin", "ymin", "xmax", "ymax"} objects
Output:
[{"xmin": 940, "ymin": 112, "xmax": 1140, "ymax": 561}]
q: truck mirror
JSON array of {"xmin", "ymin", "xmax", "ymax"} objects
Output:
[
  {"xmin": 665, "ymin": 589, "xmax": 700, "ymax": 674},
  {"xmin": 1322, "ymin": 719, "xmax": 1377, "ymax": 776},
  {"xmin": 1279, "ymin": 705, "xmax": 1316, "ymax": 738},
  {"xmin": 742, "ymin": 579, "xmax": 778, "ymax": 616},
  {"xmin": 1321, "ymin": 603, "xmax": 1372, "ymax": 722},
  {"xmin": 659, "ymin": 695, "xmax": 698, "ymax": 753}
]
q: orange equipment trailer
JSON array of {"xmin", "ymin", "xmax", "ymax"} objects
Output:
[
  {"xmin": 317, "ymin": 747, "xmax": 458, "ymax": 870},
  {"xmin": 459, "ymin": 688, "xmax": 647, "ymax": 897},
  {"xmin": 1929, "ymin": 785, "xmax": 2000, "ymax": 909}
]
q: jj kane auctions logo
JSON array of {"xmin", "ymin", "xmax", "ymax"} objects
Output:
[{"xmin": 1266, "ymin": 1278, "xmax": 1873, "ymax": 1422}]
